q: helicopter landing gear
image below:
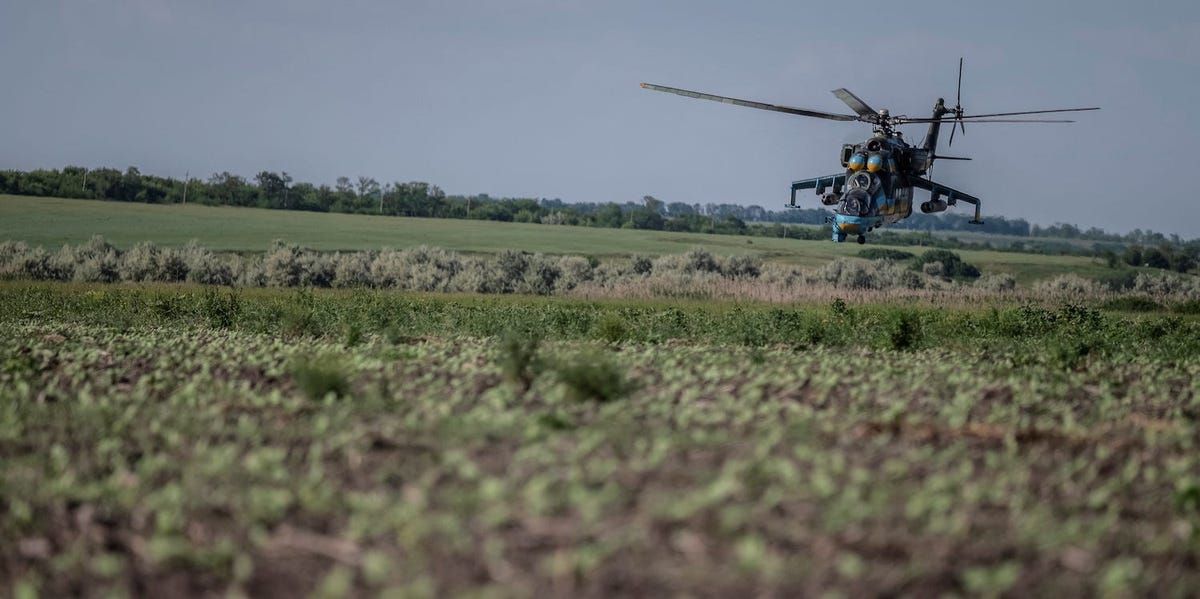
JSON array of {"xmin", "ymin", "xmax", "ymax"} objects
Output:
[{"xmin": 856, "ymin": 235, "xmax": 866, "ymax": 245}]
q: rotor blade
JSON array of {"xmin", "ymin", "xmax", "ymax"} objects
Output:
[
  {"xmin": 948, "ymin": 121, "xmax": 956, "ymax": 146},
  {"xmin": 640, "ymin": 83, "xmax": 860, "ymax": 121},
  {"xmin": 956, "ymin": 107, "xmax": 1099, "ymax": 119},
  {"xmin": 956, "ymin": 57, "xmax": 963, "ymax": 107},
  {"xmin": 932, "ymin": 155, "xmax": 972, "ymax": 160},
  {"xmin": 959, "ymin": 119, "xmax": 966, "ymax": 137},
  {"xmin": 900, "ymin": 117, "xmax": 1077, "ymax": 123},
  {"xmin": 831, "ymin": 88, "xmax": 877, "ymax": 119},
  {"xmin": 905, "ymin": 107, "xmax": 1099, "ymax": 122}
]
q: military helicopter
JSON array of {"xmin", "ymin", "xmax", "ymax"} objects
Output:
[{"xmin": 641, "ymin": 60, "xmax": 1099, "ymax": 243}]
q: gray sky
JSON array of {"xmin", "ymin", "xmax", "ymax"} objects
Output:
[{"xmin": 2, "ymin": 0, "xmax": 1198, "ymax": 235}]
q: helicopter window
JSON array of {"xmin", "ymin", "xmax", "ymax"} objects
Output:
[
  {"xmin": 839, "ymin": 189, "xmax": 872, "ymax": 216},
  {"xmin": 848, "ymin": 172, "xmax": 874, "ymax": 191}
]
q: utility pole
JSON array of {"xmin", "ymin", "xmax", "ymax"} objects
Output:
[
  {"xmin": 182, "ymin": 170, "xmax": 190, "ymax": 205},
  {"xmin": 379, "ymin": 188, "xmax": 384, "ymax": 214},
  {"xmin": 81, "ymin": 168, "xmax": 88, "ymax": 195}
]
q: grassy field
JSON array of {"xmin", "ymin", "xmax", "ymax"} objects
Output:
[
  {"xmin": 1, "ymin": 195, "xmax": 1112, "ymax": 284},
  {"xmin": 2, "ymin": 282, "xmax": 1200, "ymax": 596}
]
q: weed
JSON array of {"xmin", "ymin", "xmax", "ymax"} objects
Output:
[
  {"xmin": 292, "ymin": 355, "xmax": 350, "ymax": 400},
  {"xmin": 199, "ymin": 288, "xmax": 241, "ymax": 329},
  {"xmin": 498, "ymin": 330, "xmax": 542, "ymax": 392},
  {"xmin": 1172, "ymin": 300, "xmax": 1200, "ymax": 315},
  {"xmin": 344, "ymin": 321, "xmax": 364, "ymax": 347},
  {"xmin": 858, "ymin": 248, "xmax": 914, "ymax": 261},
  {"xmin": 591, "ymin": 312, "xmax": 629, "ymax": 344},
  {"xmin": 1100, "ymin": 296, "xmax": 1163, "ymax": 312},
  {"xmin": 888, "ymin": 311, "xmax": 923, "ymax": 351},
  {"xmin": 553, "ymin": 351, "xmax": 634, "ymax": 403}
]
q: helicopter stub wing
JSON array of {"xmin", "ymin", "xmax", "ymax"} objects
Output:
[
  {"xmin": 910, "ymin": 176, "xmax": 984, "ymax": 223},
  {"xmin": 789, "ymin": 173, "xmax": 846, "ymax": 207}
]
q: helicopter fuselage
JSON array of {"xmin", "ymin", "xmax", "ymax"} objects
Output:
[
  {"xmin": 793, "ymin": 99, "xmax": 984, "ymax": 243},
  {"xmin": 641, "ymin": 70, "xmax": 1096, "ymax": 244},
  {"xmin": 827, "ymin": 131, "xmax": 921, "ymax": 243}
]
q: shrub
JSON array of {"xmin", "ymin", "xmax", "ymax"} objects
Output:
[
  {"xmin": 1171, "ymin": 300, "xmax": 1200, "ymax": 315},
  {"xmin": 519, "ymin": 255, "xmax": 561, "ymax": 295},
  {"xmin": 1033, "ymin": 275, "xmax": 1106, "ymax": 298},
  {"xmin": 1131, "ymin": 273, "xmax": 1200, "ymax": 299},
  {"xmin": 157, "ymin": 247, "xmax": 190, "ymax": 282},
  {"xmin": 554, "ymin": 352, "xmax": 634, "ymax": 403},
  {"xmin": 974, "ymin": 273, "xmax": 1017, "ymax": 292},
  {"xmin": 497, "ymin": 330, "xmax": 541, "ymax": 391},
  {"xmin": 912, "ymin": 249, "xmax": 980, "ymax": 280},
  {"xmin": 292, "ymin": 355, "xmax": 350, "ymax": 400},
  {"xmin": 118, "ymin": 242, "xmax": 160, "ymax": 281},
  {"xmin": 858, "ymin": 248, "xmax": 914, "ymax": 261},
  {"xmin": 814, "ymin": 258, "xmax": 930, "ymax": 290},
  {"xmin": 1094, "ymin": 269, "xmax": 1139, "ymax": 291},
  {"xmin": 200, "ymin": 288, "xmax": 241, "ymax": 328},
  {"xmin": 332, "ymin": 251, "xmax": 374, "ymax": 288},
  {"xmin": 631, "ymin": 255, "xmax": 653, "ymax": 276},
  {"xmin": 6, "ymin": 246, "xmax": 58, "ymax": 280},
  {"xmin": 887, "ymin": 311, "xmax": 923, "ymax": 350},
  {"xmin": 653, "ymin": 248, "xmax": 721, "ymax": 275},
  {"xmin": 264, "ymin": 241, "xmax": 306, "ymax": 287},
  {"xmin": 555, "ymin": 256, "xmax": 594, "ymax": 291},
  {"xmin": 494, "ymin": 250, "xmax": 531, "ymax": 293},
  {"xmin": 921, "ymin": 261, "xmax": 945, "ymax": 278},
  {"xmin": 183, "ymin": 243, "xmax": 234, "ymax": 286},
  {"xmin": 1100, "ymin": 296, "xmax": 1163, "ymax": 312},
  {"xmin": 591, "ymin": 312, "xmax": 629, "ymax": 344},
  {"xmin": 297, "ymin": 252, "xmax": 335, "ymax": 288},
  {"xmin": 723, "ymin": 255, "xmax": 762, "ymax": 279}
]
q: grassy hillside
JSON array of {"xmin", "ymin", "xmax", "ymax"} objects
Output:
[{"xmin": 2, "ymin": 194, "xmax": 1111, "ymax": 283}]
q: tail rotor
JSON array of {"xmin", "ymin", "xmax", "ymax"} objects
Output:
[{"xmin": 948, "ymin": 57, "xmax": 966, "ymax": 146}]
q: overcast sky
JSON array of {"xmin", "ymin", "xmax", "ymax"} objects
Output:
[{"xmin": 2, "ymin": 0, "xmax": 1198, "ymax": 235}]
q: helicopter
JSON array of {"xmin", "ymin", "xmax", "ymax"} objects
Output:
[{"xmin": 641, "ymin": 59, "xmax": 1099, "ymax": 243}]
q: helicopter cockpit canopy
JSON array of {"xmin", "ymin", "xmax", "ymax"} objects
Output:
[{"xmin": 838, "ymin": 188, "xmax": 872, "ymax": 216}]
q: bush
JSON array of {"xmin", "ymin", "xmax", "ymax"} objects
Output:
[
  {"xmin": 553, "ymin": 352, "xmax": 634, "ymax": 403},
  {"xmin": 912, "ymin": 249, "xmax": 980, "ymax": 280},
  {"xmin": 974, "ymin": 273, "xmax": 1017, "ymax": 292},
  {"xmin": 118, "ymin": 242, "xmax": 161, "ymax": 282},
  {"xmin": 887, "ymin": 311, "xmax": 923, "ymax": 350},
  {"xmin": 1100, "ymin": 296, "xmax": 1163, "ymax": 312},
  {"xmin": 631, "ymin": 255, "xmax": 653, "ymax": 276},
  {"xmin": 653, "ymin": 248, "xmax": 721, "ymax": 275},
  {"xmin": 497, "ymin": 330, "xmax": 541, "ymax": 391},
  {"xmin": 556, "ymin": 256, "xmax": 594, "ymax": 291},
  {"xmin": 591, "ymin": 312, "xmax": 629, "ymax": 344},
  {"xmin": 519, "ymin": 255, "xmax": 561, "ymax": 295},
  {"xmin": 858, "ymin": 248, "xmax": 914, "ymax": 261},
  {"xmin": 814, "ymin": 259, "xmax": 930, "ymax": 290},
  {"xmin": 723, "ymin": 255, "xmax": 762, "ymax": 279},
  {"xmin": 183, "ymin": 243, "xmax": 234, "ymax": 286},
  {"xmin": 157, "ymin": 247, "xmax": 190, "ymax": 282},
  {"xmin": 332, "ymin": 251, "xmax": 375, "ymax": 288},
  {"xmin": 1033, "ymin": 274, "xmax": 1106, "ymax": 298},
  {"xmin": 292, "ymin": 355, "xmax": 350, "ymax": 400},
  {"xmin": 264, "ymin": 241, "xmax": 306, "ymax": 287},
  {"xmin": 200, "ymin": 288, "xmax": 241, "ymax": 328}
]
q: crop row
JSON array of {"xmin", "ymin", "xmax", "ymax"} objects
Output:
[{"xmin": 2, "ymin": 300, "xmax": 1198, "ymax": 595}]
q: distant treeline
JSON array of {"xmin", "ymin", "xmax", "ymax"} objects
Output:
[{"xmin": 1, "ymin": 166, "xmax": 1195, "ymax": 259}]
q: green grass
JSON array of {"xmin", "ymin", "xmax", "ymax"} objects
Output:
[
  {"xmin": 3, "ymin": 282, "xmax": 1199, "ymax": 596},
  {"xmin": 1, "ymin": 194, "xmax": 1112, "ymax": 283}
]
